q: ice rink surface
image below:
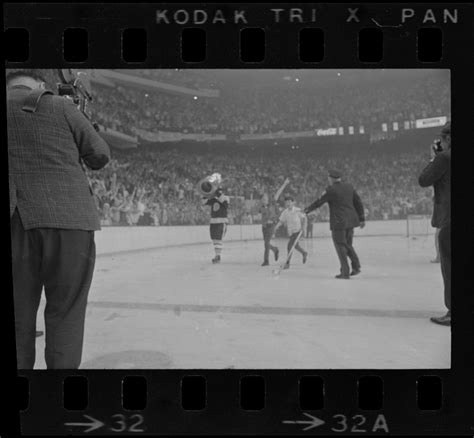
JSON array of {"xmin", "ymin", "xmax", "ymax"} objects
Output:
[{"xmin": 35, "ymin": 233, "xmax": 450, "ymax": 369}]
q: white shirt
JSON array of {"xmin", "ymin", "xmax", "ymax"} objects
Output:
[{"xmin": 279, "ymin": 206, "xmax": 304, "ymax": 235}]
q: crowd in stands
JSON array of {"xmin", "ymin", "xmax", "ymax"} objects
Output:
[
  {"xmin": 90, "ymin": 72, "xmax": 450, "ymax": 136},
  {"xmin": 6, "ymin": 69, "xmax": 449, "ymax": 137},
  {"xmin": 7, "ymin": 69, "xmax": 440, "ymax": 228},
  {"xmin": 92, "ymin": 86, "xmax": 222, "ymax": 136},
  {"xmin": 113, "ymin": 69, "xmax": 219, "ymax": 90},
  {"xmin": 86, "ymin": 147, "xmax": 435, "ymax": 227}
]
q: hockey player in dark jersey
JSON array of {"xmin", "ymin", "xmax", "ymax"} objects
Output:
[{"xmin": 201, "ymin": 188, "xmax": 230, "ymax": 264}]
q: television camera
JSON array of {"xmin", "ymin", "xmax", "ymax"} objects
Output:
[{"xmin": 57, "ymin": 69, "xmax": 100, "ymax": 131}]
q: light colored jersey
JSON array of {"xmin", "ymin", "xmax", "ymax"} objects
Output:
[{"xmin": 279, "ymin": 206, "xmax": 304, "ymax": 235}]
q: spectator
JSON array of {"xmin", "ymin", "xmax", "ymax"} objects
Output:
[
  {"xmin": 86, "ymin": 145, "xmax": 435, "ymax": 226},
  {"xmin": 90, "ymin": 71, "xmax": 450, "ymax": 136},
  {"xmin": 82, "ymin": 69, "xmax": 447, "ymax": 226}
]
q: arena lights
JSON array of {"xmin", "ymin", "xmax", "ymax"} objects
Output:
[{"xmin": 193, "ymin": 96, "xmax": 198, "ymax": 100}]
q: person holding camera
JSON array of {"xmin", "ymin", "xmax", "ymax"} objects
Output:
[
  {"xmin": 418, "ymin": 122, "xmax": 451, "ymax": 326},
  {"xmin": 7, "ymin": 70, "xmax": 111, "ymax": 368}
]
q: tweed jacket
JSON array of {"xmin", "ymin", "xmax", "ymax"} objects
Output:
[
  {"xmin": 8, "ymin": 86, "xmax": 110, "ymax": 230},
  {"xmin": 418, "ymin": 149, "xmax": 451, "ymax": 228}
]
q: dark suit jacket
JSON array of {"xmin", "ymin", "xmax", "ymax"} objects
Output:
[
  {"xmin": 8, "ymin": 86, "xmax": 110, "ymax": 230},
  {"xmin": 305, "ymin": 181, "xmax": 365, "ymax": 231},
  {"xmin": 418, "ymin": 149, "xmax": 451, "ymax": 228}
]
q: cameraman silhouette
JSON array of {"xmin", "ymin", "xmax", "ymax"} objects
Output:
[
  {"xmin": 418, "ymin": 122, "xmax": 451, "ymax": 326},
  {"xmin": 7, "ymin": 70, "xmax": 110, "ymax": 368}
]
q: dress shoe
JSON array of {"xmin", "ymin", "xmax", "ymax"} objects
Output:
[
  {"xmin": 302, "ymin": 252, "xmax": 308, "ymax": 264},
  {"xmin": 430, "ymin": 313, "xmax": 451, "ymax": 326},
  {"xmin": 335, "ymin": 274, "xmax": 350, "ymax": 279},
  {"xmin": 350, "ymin": 269, "xmax": 361, "ymax": 276},
  {"xmin": 274, "ymin": 248, "xmax": 279, "ymax": 261},
  {"xmin": 36, "ymin": 330, "xmax": 44, "ymax": 337},
  {"xmin": 261, "ymin": 261, "xmax": 269, "ymax": 266}
]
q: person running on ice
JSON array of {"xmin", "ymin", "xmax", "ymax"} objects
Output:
[
  {"xmin": 272, "ymin": 196, "xmax": 308, "ymax": 269},
  {"xmin": 259, "ymin": 193, "xmax": 280, "ymax": 267}
]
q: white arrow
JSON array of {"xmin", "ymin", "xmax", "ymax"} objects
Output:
[
  {"xmin": 283, "ymin": 412, "xmax": 325, "ymax": 431},
  {"xmin": 65, "ymin": 414, "xmax": 105, "ymax": 433}
]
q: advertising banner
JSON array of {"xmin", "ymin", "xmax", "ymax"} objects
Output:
[{"xmin": 415, "ymin": 116, "xmax": 448, "ymax": 129}]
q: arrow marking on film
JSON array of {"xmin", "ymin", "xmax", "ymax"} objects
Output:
[
  {"xmin": 283, "ymin": 412, "xmax": 325, "ymax": 431},
  {"xmin": 65, "ymin": 415, "xmax": 105, "ymax": 433}
]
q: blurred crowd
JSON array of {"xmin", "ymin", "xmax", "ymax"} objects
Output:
[
  {"xmin": 4, "ymin": 68, "xmax": 443, "ymax": 228},
  {"xmin": 92, "ymin": 86, "xmax": 221, "ymax": 136},
  {"xmin": 90, "ymin": 74, "xmax": 450, "ymax": 136},
  {"xmin": 114, "ymin": 69, "xmax": 219, "ymax": 90},
  {"xmin": 86, "ymin": 147, "xmax": 434, "ymax": 227}
]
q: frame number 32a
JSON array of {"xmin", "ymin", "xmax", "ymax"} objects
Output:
[{"xmin": 331, "ymin": 414, "xmax": 389, "ymax": 433}]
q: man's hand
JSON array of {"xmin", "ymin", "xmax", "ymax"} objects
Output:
[{"xmin": 360, "ymin": 221, "xmax": 366, "ymax": 229}]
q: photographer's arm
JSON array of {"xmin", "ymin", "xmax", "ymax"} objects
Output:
[
  {"xmin": 418, "ymin": 153, "xmax": 449, "ymax": 187},
  {"xmin": 63, "ymin": 98, "xmax": 110, "ymax": 170}
]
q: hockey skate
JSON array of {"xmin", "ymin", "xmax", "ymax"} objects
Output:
[{"xmin": 212, "ymin": 255, "xmax": 221, "ymax": 264}]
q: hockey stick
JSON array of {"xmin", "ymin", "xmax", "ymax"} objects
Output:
[
  {"xmin": 274, "ymin": 177, "xmax": 290, "ymax": 201},
  {"xmin": 272, "ymin": 229, "xmax": 304, "ymax": 276}
]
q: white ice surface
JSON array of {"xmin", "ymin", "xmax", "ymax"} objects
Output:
[{"xmin": 34, "ymin": 234, "xmax": 450, "ymax": 369}]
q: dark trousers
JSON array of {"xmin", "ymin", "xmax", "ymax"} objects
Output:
[
  {"xmin": 331, "ymin": 228, "xmax": 361, "ymax": 277},
  {"xmin": 10, "ymin": 210, "xmax": 95, "ymax": 369},
  {"xmin": 438, "ymin": 225, "xmax": 451, "ymax": 312},
  {"xmin": 210, "ymin": 223, "xmax": 226, "ymax": 240},
  {"xmin": 262, "ymin": 224, "xmax": 278, "ymax": 263},
  {"xmin": 287, "ymin": 231, "xmax": 305, "ymax": 264}
]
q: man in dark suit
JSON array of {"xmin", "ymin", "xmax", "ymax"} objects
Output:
[
  {"xmin": 419, "ymin": 123, "xmax": 451, "ymax": 326},
  {"xmin": 7, "ymin": 70, "xmax": 110, "ymax": 368},
  {"xmin": 304, "ymin": 169, "xmax": 365, "ymax": 279}
]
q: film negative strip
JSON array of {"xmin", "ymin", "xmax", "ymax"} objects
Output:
[{"xmin": 3, "ymin": 2, "xmax": 474, "ymax": 436}]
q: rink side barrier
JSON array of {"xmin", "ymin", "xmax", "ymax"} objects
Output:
[{"xmin": 95, "ymin": 219, "xmax": 435, "ymax": 256}]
